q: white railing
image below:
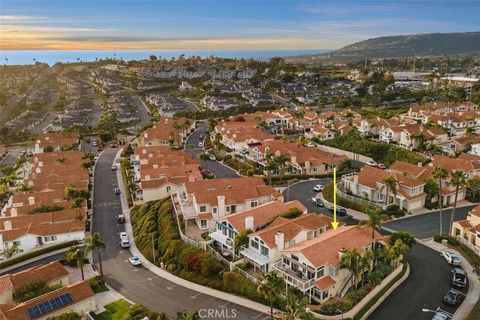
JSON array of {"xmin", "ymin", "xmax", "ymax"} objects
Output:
[
  {"xmin": 206, "ymin": 244, "xmax": 232, "ymax": 269},
  {"xmin": 169, "ymin": 194, "xmax": 204, "ymax": 250},
  {"xmin": 272, "ymin": 261, "xmax": 315, "ymax": 292},
  {"xmin": 234, "ymin": 266, "xmax": 260, "ymax": 284},
  {"xmin": 460, "ymin": 238, "xmax": 480, "ymax": 256}
]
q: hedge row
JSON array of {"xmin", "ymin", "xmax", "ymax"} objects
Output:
[{"xmin": 0, "ymin": 240, "xmax": 79, "ymax": 269}]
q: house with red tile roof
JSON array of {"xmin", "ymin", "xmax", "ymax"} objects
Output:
[
  {"xmin": 273, "ymin": 225, "xmax": 387, "ymax": 303},
  {"xmin": 0, "ymin": 280, "xmax": 95, "ymax": 320},
  {"xmin": 452, "ymin": 205, "xmax": 480, "ymax": 255},
  {"xmin": 241, "ymin": 213, "xmax": 333, "ymax": 272},
  {"xmin": 0, "ymin": 261, "xmax": 69, "ymax": 304},
  {"xmin": 133, "ymin": 117, "xmax": 194, "ymax": 147},
  {"xmin": 177, "ymin": 177, "xmax": 281, "ymax": 230},
  {"xmin": 209, "ymin": 200, "xmax": 307, "ymax": 256},
  {"xmin": 31, "ymin": 132, "xmax": 79, "ymax": 154}
]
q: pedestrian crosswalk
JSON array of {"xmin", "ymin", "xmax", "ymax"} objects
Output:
[{"xmin": 94, "ymin": 201, "xmax": 121, "ymax": 207}]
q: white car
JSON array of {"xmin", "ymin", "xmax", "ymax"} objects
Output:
[
  {"xmin": 366, "ymin": 160, "xmax": 378, "ymax": 167},
  {"xmin": 313, "ymin": 184, "xmax": 324, "ymax": 192},
  {"xmin": 305, "ymin": 142, "xmax": 316, "ymax": 148},
  {"xmin": 209, "ymin": 154, "xmax": 216, "ymax": 161},
  {"xmin": 111, "ymin": 164, "xmax": 117, "ymax": 170},
  {"xmin": 198, "ymin": 142, "xmax": 204, "ymax": 148},
  {"xmin": 442, "ymin": 251, "xmax": 461, "ymax": 266},
  {"xmin": 129, "ymin": 256, "xmax": 142, "ymax": 266}
]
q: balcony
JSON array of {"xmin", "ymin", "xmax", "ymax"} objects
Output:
[
  {"xmin": 209, "ymin": 230, "xmax": 233, "ymax": 249},
  {"xmin": 173, "ymin": 192, "xmax": 197, "ymax": 220},
  {"xmin": 241, "ymin": 246, "xmax": 269, "ymax": 266},
  {"xmin": 272, "ymin": 261, "xmax": 315, "ymax": 292}
]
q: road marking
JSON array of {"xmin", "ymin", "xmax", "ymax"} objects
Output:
[
  {"xmin": 166, "ymin": 284, "xmax": 178, "ymax": 290},
  {"xmin": 252, "ymin": 313, "xmax": 264, "ymax": 319},
  {"xmin": 220, "ymin": 302, "xmax": 231, "ymax": 308},
  {"xmin": 190, "ymin": 292, "xmax": 202, "ymax": 299}
]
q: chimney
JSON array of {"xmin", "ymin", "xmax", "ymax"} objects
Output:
[
  {"xmin": 38, "ymin": 161, "xmax": 43, "ymax": 167},
  {"xmin": 244, "ymin": 216, "xmax": 254, "ymax": 231},
  {"xmin": 35, "ymin": 167, "xmax": 41, "ymax": 174},
  {"xmin": 10, "ymin": 207, "xmax": 17, "ymax": 217},
  {"xmin": 142, "ymin": 149, "xmax": 146, "ymax": 154},
  {"xmin": 417, "ymin": 162, "xmax": 422, "ymax": 167},
  {"xmin": 153, "ymin": 164, "xmax": 159, "ymax": 169},
  {"xmin": 28, "ymin": 196, "xmax": 35, "ymax": 206},
  {"xmin": 144, "ymin": 133, "xmax": 148, "ymax": 138},
  {"xmin": 148, "ymin": 153, "xmax": 153, "ymax": 158},
  {"xmin": 338, "ymin": 247, "xmax": 347, "ymax": 260},
  {"xmin": 3, "ymin": 220, "xmax": 12, "ymax": 231},
  {"xmin": 275, "ymin": 231, "xmax": 285, "ymax": 250},
  {"xmin": 217, "ymin": 195, "xmax": 226, "ymax": 218}
]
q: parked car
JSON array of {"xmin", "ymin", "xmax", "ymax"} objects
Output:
[
  {"xmin": 201, "ymin": 168, "xmax": 214, "ymax": 179},
  {"xmin": 117, "ymin": 214, "xmax": 125, "ymax": 224},
  {"xmin": 366, "ymin": 160, "xmax": 378, "ymax": 167},
  {"xmin": 451, "ymin": 268, "xmax": 467, "ymax": 288},
  {"xmin": 443, "ymin": 289, "xmax": 464, "ymax": 306},
  {"xmin": 429, "ymin": 308, "xmax": 452, "ymax": 320},
  {"xmin": 313, "ymin": 184, "xmax": 324, "ymax": 192},
  {"xmin": 129, "ymin": 256, "xmax": 142, "ymax": 266},
  {"xmin": 198, "ymin": 141, "xmax": 204, "ymax": 148},
  {"xmin": 199, "ymin": 134, "xmax": 204, "ymax": 139},
  {"xmin": 442, "ymin": 251, "xmax": 461, "ymax": 266},
  {"xmin": 311, "ymin": 197, "xmax": 324, "ymax": 207},
  {"xmin": 111, "ymin": 164, "xmax": 117, "ymax": 170},
  {"xmin": 114, "ymin": 188, "xmax": 121, "ymax": 195},
  {"xmin": 209, "ymin": 154, "xmax": 216, "ymax": 161},
  {"xmin": 304, "ymin": 142, "xmax": 316, "ymax": 148},
  {"xmin": 377, "ymin": 163, "xmax": 386, "ymax": 170},
  {"xmin": 119, "ymin": 232, "xmax": 130, "ymax": 248},
  {"xmin": 329, "ymin": 206, "xmax": 347, "ymax": 216}
]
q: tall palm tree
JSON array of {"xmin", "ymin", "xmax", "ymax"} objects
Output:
[
  {"xmin": 85, "ymin": 233, "xmax": 106, "ymax": 284},
  {"xmin": 433, "ymin": 166, "xmax": 448, "ymax": 233},
  {"xmin": 382, "ymin": 176, "xmax": 397, "ymax": 208},
  {"xmin": 282, "ymin": 290, "xmax": 312, "ymax": 320},
  {"xmin": 362, "ymin": 208, "xmax": 383, "ymax": 240},
  {"xmin": 389, "ymin": 239, "xmax": 410, "ymax": 267},
  {"xmin": 66, "ymin": 246, "xmax": 87, "ymax": 281},
  {"xmin": 274, "ymin": 155, "xmax": 290, "ymax": 182},
  {"xmin": 257, "ymin": 271, "xmax": 285, "ymax": 319},
  {"xmin": 340, "ymin": 250, "xmax": 362, "ymax": 290},
  {"xmin": 449, "ymin": 171, "xmax": 468, "ymax": 235}
]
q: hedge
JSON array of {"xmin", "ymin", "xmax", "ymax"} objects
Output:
[
  {"xmin": 0, "ymin": 240, "xmax": 79, "ymax": 269},
  {"xmin": 353, "ymin": 263, "xmax": 408, "ymax": 320}
]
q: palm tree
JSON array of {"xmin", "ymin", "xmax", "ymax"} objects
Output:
[
  {"xmin": 433, "ymin": 166, "xmax": 448, "ymax": 233},
  {"xmin": 257, "ymin": 271, "xmax": 285, "ymax": 319},
  {"xmin": 176, "ymin": 311, "xmax": 200, "ymax": 320},
  {"xmin": 389, "ymin": 239, "xmax": 410, "ymax": 267},
  {"xmin": 282, "ymin": 290, "xmax": 312, "ymax": 320},
  {"xmin": 449, "ymin": 171, "xmax": 468, "ymax": 235},
  {"xmin": 274, "ymin": 155, "xmax": 290, "ymax": 182},
  {"xmin": 66, "ymin": 246, "xmax": 87, "ymax": 281},
  {"xmin": 382, "ymin": 176, "xmax": 397, "ymax": 208},
  {"xmin": 362, "ymin": 208, "xmax": 383, "ymax": 240},
  {"xmin": 340, "ymin": 249, "xmax": 362, "ymax": 290},
  {"xmin": 85, "ymin": 233, "xmax": 106, "ymax": 284}
]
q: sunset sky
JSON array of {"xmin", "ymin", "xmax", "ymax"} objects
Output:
[{"xmin": 1, "ymin": 0, "xmax": 479, "ymax": 50}]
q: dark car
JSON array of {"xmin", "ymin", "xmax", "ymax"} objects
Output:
[
  {"xmin": 443, "ymin": 289, "xmax": 464, "ymax": 306},
  {"xmin": 452, "ymin": 268, "xmax": 467, "ymax": 288},
  {"xmin": 329, "ymin": 206, "xmax": 347, "ymax": 216},
  {"xmin": 200, "ymin": 168, "xmax": 215, "ymax": 179},
  {"xmin": 117, "ymin": 214, "xmax": 125, "ymax": 224},
  {"xmin": 114, "ymin": 188, "xmax": 121, "ymax": 195},
  {"xmin": 311, "ymin": 197, "xmax": 324, "ymax": 207}
]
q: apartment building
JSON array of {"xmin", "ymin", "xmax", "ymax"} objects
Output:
[
  {"xmin": 132, "ymin": 117, "xmax": 194, "ymax": 147},
  {"xmin": 31, "ymin": 132, "xmax": 79, "ymax": 154},
  {"xmin": 241, "ymin": 213, "xmax": 332, "ymax": 272},
  {"xmin": 273, "ymin": 225, "xmax": 386, "ymax": 303}
]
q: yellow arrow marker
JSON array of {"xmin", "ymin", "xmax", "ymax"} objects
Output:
[{"xmin": 331, "ymin": 167, "xmax": 339, "ymax": 230}]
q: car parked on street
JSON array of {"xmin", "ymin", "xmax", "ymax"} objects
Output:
[
  {"xmin": 451, "ymin": 268, "xmax": 467, "ymax": 288},
  {"xmin": 429, "ymin": 308, "xmax": 452, "ymax": 320},
  {"xmin": 117, "ymin": 214, "xmax": 125, "ymax": 224},
  {"xmin": 377, "ymin": 163, "xmax": 386, "ymax": 170},
  {"xmin": 443, "ymin": 289, "xmax": 464, "ymax": 306},
  {"xmin": 114, "ymin": 188, "xmax": 121, "ymax": 195},
  {"xmin": 313, "ymin": 184, "xmax": 324, "ymax": 192},
  {"xmin": 329, "ymin": 206, "xmax": 347, "ymax": 216},
  {"xmin": 111, "ymin": 164, "xmax": 117, "ymax": 170},
  {"xmin": 311, "ymin": 197, "xmax": 324, "ymax": 207},
  {"xmin": 198, "ymin": 141, "xmax": 204, "ymax": 148},
  {"xmin": 129, "ymin": 256, "xmax": 142, "ymax": 266},
  {"xmin": 442, "ymin": 251, "xmax": 461, "ymax": 266},
  {"xmin": 367, "ymin": 160, "xmax": 378, "ymax": 167}
]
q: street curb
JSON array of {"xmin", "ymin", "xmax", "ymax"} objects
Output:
[
  {"xmin": 0, "ymin": 247, "xmax": 71, "ymax": 274},
  {"xmin": 387, "ymin": 202, "xmax": 478, "ymax": 223}
]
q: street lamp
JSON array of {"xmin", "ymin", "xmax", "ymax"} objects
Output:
[{"xmin": 140, "ymin": 233, "xmax": 156, "ymax": 264}]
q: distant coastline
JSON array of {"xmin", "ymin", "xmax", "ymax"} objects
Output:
[{"xmin": 0, "ymin": 49, "xmax": 331, "ymax": 65}]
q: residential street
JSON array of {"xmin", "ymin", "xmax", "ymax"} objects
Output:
[{"xmin": 92, "ymin": 149, "xmax": 267, "ymax": 319}]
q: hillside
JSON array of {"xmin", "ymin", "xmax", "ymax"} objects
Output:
[{"xmin": 286, "ymin": 32, "xmax": 480, "ymax": 62}]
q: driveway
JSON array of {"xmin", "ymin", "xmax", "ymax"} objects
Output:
[
  {"xmin": 92, "ymin": 149, "xmax": 266, "ymax": 319},
  {"xmin": 384, "ymin": 205, "xmax": 475, "ymax": 240},
  {"xmin": 282, "ymin": 179, "xmax": 358, "ymax": 225},
  {"xmin": 369, "ymin": 243, "xmax": 467, "ymax": 320}
]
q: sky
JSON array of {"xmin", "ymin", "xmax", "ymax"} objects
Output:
[{"xmin": 1, "ymin": 0, "xmax": 479, "ymax": 50}]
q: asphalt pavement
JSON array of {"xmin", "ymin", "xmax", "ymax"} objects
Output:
[{"xmin": 91, "ymin": 149, "xmax": 267, "ymax": 319}]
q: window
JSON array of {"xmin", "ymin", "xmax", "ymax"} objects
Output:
[
  {"xmin": 200, "ymin": 220, "xmax": 207, "ymax": 228},
  {"xmin": 13, "ymin": 241, "xmax": 21, "ymax": 247},
  {"xmin": 291, "ymin": 254, "xmax": 299, "ymax": 261},
  {"xmin": 283, "ymin": 257, "xmax": 290, "ymax": 265},
  {"xmin": 166, "ymin": 186, "xmax": 171, "ymax": 193},
  {"xmin": 251, "ymin": 239, "xmax": 259, "ymax": 249},
  {"xmin": 199, "ymin": 205, "xmax": 207, "ymax": 213},
  {"xmin": 251, "ymin": 201, "xmax": 258, "ymax": 207},
  {"xmin": 213, "ymin": 207, "xmax": 217, "ymax": 214},
  {"xmin": 260, "ymin": 246, "xmax": 269, "ymax": 256},
  {"xmin": 322, "ymin": 290, "xmax": 329, "ymax": 300},
  {"xmin": 330, "ymin": 267, "xmax": 338, "ymax": 277},
  {"xmin": 316, "ymin": 267, "xmax": 324, "ymax": 278},
  {"xmin": 44, "ymin": 236, "xmax": 57, "ymax": 242}
]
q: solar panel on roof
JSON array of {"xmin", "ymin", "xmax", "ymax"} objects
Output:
[{"xmin": 26, "ymin": 293, "xmax": 74, "ymax": 319}]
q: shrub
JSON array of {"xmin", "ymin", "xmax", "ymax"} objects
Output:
[
  {"xmin": 347, "ymin": 288, "xmax": 369, "ymax": 305},
  {"xmin": 88, "ymin": 276, "xmax": 108, "ymax": 293},
  {"xmin": 49, "ymin": 312, "xmax": 81, "ymax": 320},
  {"xmin": 282, "ymin": 207, "xmax": 303, "ymax": 219},
  {"xmin": 200, "ymin": 255, "xmax": 223, "ymax": 277},
  {"xmin": 319, "ymin": 301, "xmax": 352, "ymax": 315},
  {"xmin": 186, "ymin": 254, "xmax": 202, "ymax": 271},
  {"xmin": 13, "ymin": 280, "xmax": 62, "ymax": 302},
  {"xmin": 433, "ymin": 232, "xmax": 458, "ymax": 245}
]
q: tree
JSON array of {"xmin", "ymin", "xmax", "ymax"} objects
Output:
[
  {"xmin": 362, "ymin": 208, "xmax": 383, "ymax": 240},
  {"xmin": 257, "ymin": 271, "xmax": 285, "ymax": 319},
  {"xmin": 382, "ymin": 176, "xmax": 397, "ymax": 208},
  {"xmin": 66, "ymin": 246, "xmax": 87, "ymax": 281},
  {"xmin": 340, "ymin": 249, "xmax": 362, "ymax": 290},
  {"xmin": 282, "ymin": 290, "xmax": 313, "ymax": 320},
  {"xmin": 274, "ymin": 155, "xmax": 289, "ymax": 182},
  {"xmin": 85, "ymin": 233, "xmax": 106, "ymax": 284},
  {"xmin": 424, "ymin": 178, "xmax": 440, "ymax": 204},
  {"xmin": 176, "ymin": 311, "xmax": 200, "ymax": 320},
  {"xmin": 389, "ymin": 239, "xmax": 410, "ymax": 267},
  {"xmin": 433, "ymin": 166, "xmax": 449, "ymax": 233},
  {"xmin": 0, "ymin": 243, "xmax": 21, "ymax": 259},
  {"xmin": 233, "ymin": 229, "xmax": 252, "ymax": 252},
  {"xmin": 449, "ymin": 171, "xmax": 468, "ymax": 235}
]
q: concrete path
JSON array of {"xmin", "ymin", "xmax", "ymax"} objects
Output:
[{"xmin": 419, "ymin": 239, "xmax": 480, "ymax": 320}]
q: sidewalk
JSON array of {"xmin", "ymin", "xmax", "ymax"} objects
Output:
[
  {"xmin": 113, "ymin": 149, "xmax": 272, "ymax": 315},
  {"xmin": 419, "ymin": 239, "xmax": 480, "ymax": 320},
  {"xmin": 409, "ymin": 200, "xmax": 476, "ymax": 216}
]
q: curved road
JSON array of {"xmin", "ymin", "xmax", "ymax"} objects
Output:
[{"xmin": 91, "ymin": 149, "xmax": 267, "ymax": 319}]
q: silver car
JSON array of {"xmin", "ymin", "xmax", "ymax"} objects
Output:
[{"xmin": 451, "ymin": 268, "xmax": 467, "ymax": 287}]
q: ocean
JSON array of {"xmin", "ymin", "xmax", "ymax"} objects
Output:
[{"xmin": 0, "ymin": 49, "xmax": 330, "ymax": 66}]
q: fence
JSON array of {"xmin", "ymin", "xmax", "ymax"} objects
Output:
[
  {"xmin": 206, "ymin": 244, "xmax": 232, "ymax": 269},
  {"xmin": 169, "ymin": 194, "xmax": 204, "ymax": 250},
  {"xmin": 336, "ymin": 182, "xmax": 383, "ymax": 209},
  {"xmin": 234, "ymin": 266, "xmax": 260, "ymax": 284}
]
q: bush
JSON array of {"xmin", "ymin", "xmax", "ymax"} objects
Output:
[
  {"xmin": 347, "ymin": 288, "xmax": 369, "ymax": 305},
  {"xmin": 200, "ymin": 255, "xmax": 223, "ymax": 277},
  {"xmin": 319, "ymin": 301, "xmax": 352, "ymax": 315},
  {"xmin": 433, "ymin": 232, "xmax": 458, "ymax": 245},
  {"xmin": 88, "ymin": 276, "xmax": 108, "ymax": 293},
  {"xmin": 384, "ymin": 204, "xmax": 405, "ymax": 218},
  {"xmin": 49, "ymin": 312, "xmax": 81, "ymax": 320},
  {"xmin": 13, "ymin": 280, "xmax": 62, "ymax": 302}
]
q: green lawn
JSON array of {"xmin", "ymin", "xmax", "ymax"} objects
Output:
[
  {"xmin": 466, "ymin": 298, "xmax": 480, "ymax": 320},
  {"xmin": 92, "ymin": 299, "xmax": 132, "ymax": 320}
]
